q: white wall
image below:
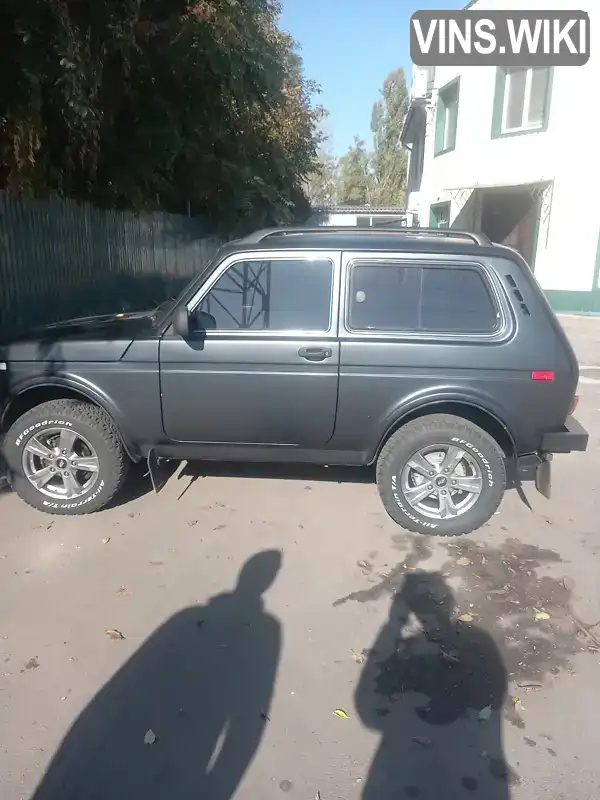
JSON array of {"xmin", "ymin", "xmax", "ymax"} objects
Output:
[
  {"xmin": 407, "ymin": 0, "xmax": 600, "ymax": 293},
  {"xmin": 319, "ymin": 213, "xmax": 359, "ymax": 226}
]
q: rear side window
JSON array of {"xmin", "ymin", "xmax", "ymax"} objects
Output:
[{"xmin": 348, "ymin": 262, "xmax": 499, "ymax": 334}]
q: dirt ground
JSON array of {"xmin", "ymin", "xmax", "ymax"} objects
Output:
[{"xmin": 1, "ymin": 315, "xmax": 600, "ymax": 800}]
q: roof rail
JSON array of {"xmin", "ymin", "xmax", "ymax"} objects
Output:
[
  {"xmin": 240, "ymin": 226, "xmax": 490, "ymax": 246},
  {"xmin": 399, "ymin": 227, "xmax": 491, "ymax": 245}
]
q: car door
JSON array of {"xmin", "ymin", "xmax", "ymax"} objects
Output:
[{"xmin": 159, "ymin": 249, "xmax": 341, "ymax": 446}]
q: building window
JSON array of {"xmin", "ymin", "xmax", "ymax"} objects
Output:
[
  {"xmin": 348, "ymin": 263, "xmax": 499, "ymax": 334},
  {"xmin": 434, "ymin": 79, "xmax": 460, "ymax": 155},
  {"xmin": 492, "ymin": 67, "xmax": 552, "ymax": 138},
  {"xmin": 429, "ymin": 202, "xmax": 451, "ymax": 228}
]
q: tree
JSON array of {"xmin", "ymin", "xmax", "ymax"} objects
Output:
[
  {"xmin": 303, "ymin": 142, "xmax": 339, "ymax": 207},
  {"xmin": 370, "ymin": 67, "xmax": 409, "ymax": 205},
  {"xmin": 0, "ymin": 0, "xmax": 324, "ymax": 233},
  {"xmin": 338, "ymin": 137, "xmax": 374, "ymax": 206}
]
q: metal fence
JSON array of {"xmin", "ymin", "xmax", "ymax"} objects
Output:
[{"xmin": 0, "ymin": 192, "xmax": 222, "ymax": 340}]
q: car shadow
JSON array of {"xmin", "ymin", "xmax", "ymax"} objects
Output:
[
  {"xmin": 31, "ymin": 550, "xmax": 283, "ymax": 800},
  {"xmin": 356, "ymin": 570, "xmax": 516, "ymax": 799},
  {"xmin": 176, "ymin": 459, "xmax": 375, "ymax": 495}
]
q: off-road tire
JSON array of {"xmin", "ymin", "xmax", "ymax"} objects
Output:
[
  {"xmin": 376, "ymin": 414, "xmax": 506, "ymax": 536},
  {"xmin": 3, "ymin": 399, "xmax": 129, "ymax": 515}
]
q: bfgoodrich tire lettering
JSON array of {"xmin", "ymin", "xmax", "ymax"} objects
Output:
[
  {"xmin": 376, "ymin": 414, "xmax": 506, "ymax": 537},
  {"xmin": 3, "ymin": 399, "xmax": 129, "ymax": 515}
]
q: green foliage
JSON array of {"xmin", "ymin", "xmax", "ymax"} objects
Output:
[
  {"xmin": 370, "ymin": 67, "xmax": 409, "ymax": 205},
  {"xmin": 304, "ymin": 144, "xmax": 340, "ymax": 206},
  {"xmin": 309, "ymin": 67, "xmax": 409, "ymax": 209},
  {"xmin": 0, "ymin": 0, "xmax": 324, "ymax": 234},
  {"xmin": 338, "ymin": 137, "xmax": 374, "ymax": 206}
]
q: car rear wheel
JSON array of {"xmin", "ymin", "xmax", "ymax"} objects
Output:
[
  {"xmin": 3, "ymin": 399, "xmax": 129, "ymax": 515},
  {"xmin": 376, "ymin": 414, "xmax": 506, "ymax": 536}
]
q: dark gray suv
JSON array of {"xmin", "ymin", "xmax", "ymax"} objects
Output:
[{"xmin": 0, "ymin": 227, "xmax": 588, "ymax": 536}]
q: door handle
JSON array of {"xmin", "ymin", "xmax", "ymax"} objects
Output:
[{"xmin": 298, "ymin": 346, "xmax": 332, "ymax": 362}]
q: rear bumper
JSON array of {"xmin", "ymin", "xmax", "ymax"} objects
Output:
[
  {"xmin": 512, "ymin": 416, "xmax": 588, "ymax": 499},
  {"xmin": 540, "ymin": 416, "xmax": 589, "ymax": 454}
]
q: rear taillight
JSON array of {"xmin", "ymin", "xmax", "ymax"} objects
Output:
[
  {"xmin": 569, "ymin": 395, "xmax": 580, "ymax": 415},
  {"xmin": 531, "ymin": 371, "xmax": 555, "ymax": 381}
]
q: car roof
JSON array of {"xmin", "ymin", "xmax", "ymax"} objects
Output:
[{"xmin": 217, "ymin": 227, "xmax": 515, "ymax": 259}]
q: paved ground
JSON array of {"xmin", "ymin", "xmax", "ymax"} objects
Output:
[{"xmin": 1, "ymin": 315, "xmax": 600, "ymax": 800}]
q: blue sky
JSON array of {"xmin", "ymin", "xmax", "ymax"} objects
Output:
[{"xmin": 280, "ymin": 0, "xmax": 462, "ymax": 156}]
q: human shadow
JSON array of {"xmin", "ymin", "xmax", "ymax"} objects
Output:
[
  {"xmin": 356, "ymin": 571, "xmax": 515, "ymax": 799},
  {"xmin": 31, "ymin": 550, "xmax": 283, "ymax": 800}
]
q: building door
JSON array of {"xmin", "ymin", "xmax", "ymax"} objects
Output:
[
  {"xmin": 480, "ymin": 188, "xmax": 540, "ymax": 266},
  {"xmin": 429, "ymin": 202, "xmax": 451, "ymax": 228}
]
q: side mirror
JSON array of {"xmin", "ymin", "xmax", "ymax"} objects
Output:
[{"xmin": 172, "ymin": 306, "xmax": 190, "ymax": 338}]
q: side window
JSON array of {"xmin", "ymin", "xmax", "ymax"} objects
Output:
[
  {"xmin": 348, "ymin": 263, "xmax": 499, "ymax": 335},
  {"xmin": 196, "ymin": 258, "xmax": 333, "ymax": 331},
  {"xmin": 421, "ymin": 267, "xmax": 498, "ymax": 333},
  {"xmin": 350, "ymin": 264, "xmax": 421, "ymax": 331}
]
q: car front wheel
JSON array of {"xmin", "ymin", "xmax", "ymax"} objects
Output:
[
  {"xmin": 3, "ymin": 399, "xmax": 129, "ymax": 515},
  {"xmin": 376, "ymin": 414, "xmax": 507, "ymax": 536}
]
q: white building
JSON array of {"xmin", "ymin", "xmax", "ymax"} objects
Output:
[
  {"xmin": 307, "ymin": 205, "xmax": 416, "ymax": 227},
  {"xmin": 401, "ymin": 0, "xmax": 600, "ymax": 313}
]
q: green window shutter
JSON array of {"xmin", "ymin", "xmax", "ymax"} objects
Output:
[
  {"xmin": 491, "ymin": 68, "xmax": 506, "ymax": 138},
  {"xmin": 429, "ymin": 205, "xmax": 438, "ymax": 227},
  {"xmin": 434, "ymin": 96, "xmax": 445, "ymax": 154}
]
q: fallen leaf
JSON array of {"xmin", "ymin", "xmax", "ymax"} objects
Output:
[
  {"xmin": 412, "ymin": 736, "xmax": 432, "ymax": 747},
  {"xmin": 351, "ymin": 649, "xmax": 366, "ymax": 664},
  {"xmin": 333, "ymin": 709, "xmax": 350, "ymax": 719},
  {"xmin": 478, "ymin": 705, "xmax": 492, "ymax": 721},
  {"xmin": 23, "ymin": 657, "xmax": 40, "ymax": 671},
  {"xmin": 456, "ymin": 557, "xmax": 471, "ymax": 566},
  {"xmin": 105, "ymin": 629, "xmax": 125, "ymax": 640},
  {"xmin": 458, "ymin": 613, "xmax": 474, "ymax": 623},
  {"xmin": 101, "ymin": 537, "xmax": 111, "ymax": 545},
  {"xmin": 517, "ymin": 682, "xmax": 542, "ymax": 689},
  {"xmin": 260, "ymin": 710, "xmax": 270, "ymax": 721},
  {"xmin": 535, "ymin": 611, "xmax": 551, "ymax": 621},
  {"xmin": 144, "ymin": 729, "xmax": 156, "ymax": 745},
  {"xmin": 117, "ymin": 585, "xmax": 129, "ymax": 596}
]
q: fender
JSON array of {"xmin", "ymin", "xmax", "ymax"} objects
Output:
[
  {"xmin": 370, "ymin": 386, "xmax": 517, "ymax": 462},
  {"xmin": 2, "ymin": 375, "xmax": 141, "ymax": 461}
]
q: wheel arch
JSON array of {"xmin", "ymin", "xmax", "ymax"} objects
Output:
[
  {"xmin": 1, "ymin": 381, "xmax": 141, "ymax": 462},
  {"xmin": 371, "ymin": 401, "xmax": 515, "ymax": 465}
]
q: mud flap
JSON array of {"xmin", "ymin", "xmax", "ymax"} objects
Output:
[
  {"xmin": 535, "ymin": 456, "xmax": 552, "ymax": 500},
  {"xmin": 0, "ymin": 450, "xmax": 9, "ymax": 490},
  {"xmin": 147, "ymin": 449, "xmax": 173, "ymax": 494}
]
